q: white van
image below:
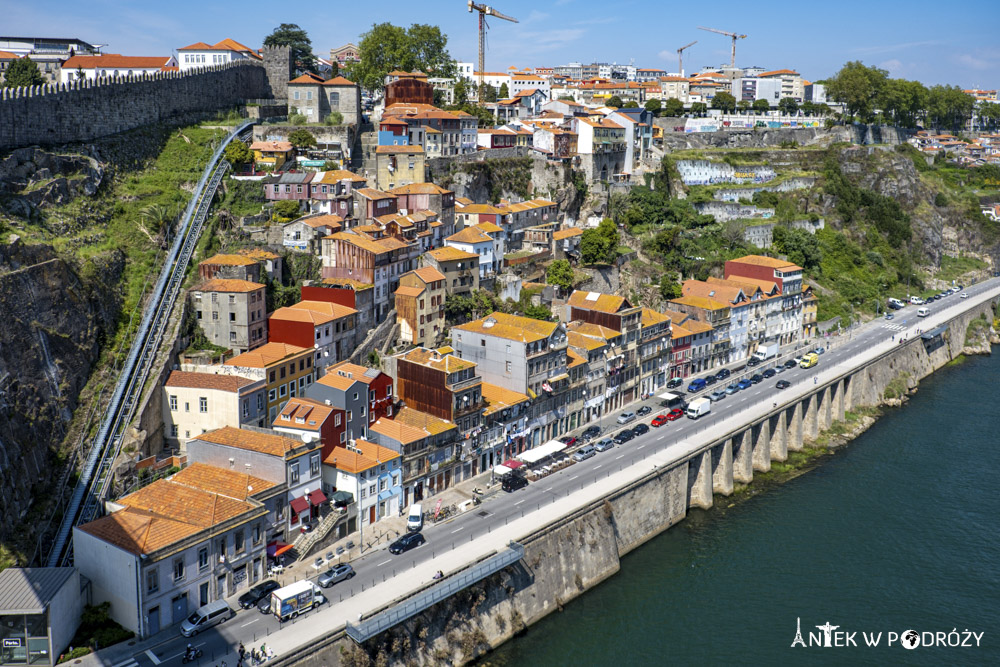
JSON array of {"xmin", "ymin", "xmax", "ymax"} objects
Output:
[
  {"xmin": 179, "ymin": 600, "xmax": 231, "ymax": 637},
  {"xmin": 407, "ymin": 504, "xmax": 423, "ymax": 532},
  {"xmin": 917, "ymin": 307, "xmax": 929, "ymax": 317}
]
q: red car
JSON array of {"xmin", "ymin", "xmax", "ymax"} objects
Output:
[
  {"xmin": 666, "ymin": 408, "xmax": 684, "ymax": 421},
  {"xmin": 559, "ymin": 435, "xmax": 577, "ymax": 447},
  {"xmin": 651, "ymin": 414, "xmax": 670, "ymax": 427}
]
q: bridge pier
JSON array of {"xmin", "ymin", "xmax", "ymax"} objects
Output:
[
  {"xmin": 733, "ymin": 429, "xmax": 753, "ymax": 483},
  {"xmin": 803, "ymin": 394, "xmax": 820, "ymax": 443},
  {"xmin": 752, "ymin": 420, "xmax": 771, "ymax": 472},
  {"xmin": 686, "ymin": 452, "xmax": 714, "ymax": 510},
  {"xmin": 818, "ymin": 385, "xmax": 832, "ymax": 431},
  {"xmin": 712, "ymin": 439, "xmax": 734, "ymax": 496},
  {"xmin": 787, "ymin": 402, "xmax": 803, "ymax": 451},
  {"xmin": 833, "ymin": 378, "xmax": 846, "ymax": 422},
  {"xmin": 769, "ymin": 412, "xmax": 787, "ymax": 462}
]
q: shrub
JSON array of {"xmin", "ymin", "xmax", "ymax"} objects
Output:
[{"xmin": 324, "ymin": 111, "xmax": 344, "ymax": 126}]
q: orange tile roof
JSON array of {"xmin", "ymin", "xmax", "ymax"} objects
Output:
[
  {"xmin": 238, "ymin": 248, "xmax": 280, "ymax": 261},
  {"xmin": 369, "ymin": 417, "xmax": 429, "ymax": 445},
  {"xmin": 302, "ymin": 214, "xmax": 344, "ymax": 229},
  {"xmin": 165, "ymin": 371, "xmax": 257, "ymax": 392},
  {"xmin": 0, "ymin": 51, "xmax": 19, "ymax": 60},
  {"xmin": 567, "ymin": 348, "xmax": 587, "ymax": 368},
  {"xmin": 708, "ymin": 276, "xmax": 775, "ymax": 296},
  {"xmin": 211, "ymin": 38, "xmax": 258, "ymax": 54},
  {"xmin": 729, "ymin": 255, "xmax": 803, "ymax": 271},
  {"xmin": 317, "ymin": 169, "xmax": 366, "ymax": 184},
  {"xmin": 375, "ymin": 145, "xmax": 425, "ymax": 154},
  {"xmin": 670, "ymin": 322, "xmax": 692, "ymax": 339},
  {"xmin": 552, "ymin": 227, "xmax": 583, "ymax": 240},
  {"xmin": 758, "ymin": 69, "xmax": 799, "ymax": 77},
  {"xmin": 567, "ymin": 331, "xmax": 605, "ymax": 351},
  {"xmin": 670, "ymin": 295, "xmax": 729, "ymax": 311},
  {"xmin": 270, "ymin": 300, "xmax": 356, "ymax": 325},
  {"xmin": 321, "ymin": 277, "xmax": 374, "ymax": 290},
  {"xmin": 354, "ymin": 188, "xmax": 396, "ymax": 200},
  {"xmin": 288, "ymin": 72, "xmax": 325, "ymax": 85},
  {"xmin": 192, "ymin": 425, "xmax": 304, "ymax": 457},
  {"xmin": 388, "ymin": 182, "xmax": 452, "ymax": 195},
  {"xmin": 192, "ymin": 278, "xmax": 264, "ymax": 293},
  {"xmin": 412, "ymin": 266, "xmax": 447, "ymax": 283},
  {"xmin": 454, "ymin": 312, "xmax": 558, "ymax": 343},
  {"xmin": 476, "ymin": 221, "xmax": 503, "ymax": 233},
  {"xmin": 274, "ymin": 397, "xmax": 338, "ymax": 432},
  {"xmin": 640, "ymin": 307, "xmax": 671, "ymax": 328},
  {"xmin": 427, "ymin": 246, "xmax": 479, "ymax": 262},
  {"xmin": 395, "ymin": 285, "xmax": 424, "ymax": 298},
  {"xmin": 250, "ymin": 141, "xmax": 293, "ymax": 152},
  {"xmin": 567, "ymin": 290, "xmax": 631, "ymax": 314},
  {"xmin": 170, "ymin": 462, "xmax": 277, "ymax": 501},
  {"xmin": 567, "ymin": 321, "xmax": 620, "ymax": 340},
  {"xmin": 225, "ymin": 342, "xmax": 310, "ymax": 369},
  {"xmin": 325, "ymin": 440, "xmax": 400, "ymax": 474},
  {"xmin": 394, "ymin": 406, "xmax": 456, "ymax": 436},
  {"xmin": 399, "ymin": 347, "xmax": 477, "ymax": 373},
  {"xmin": 327, "ymin": 361, "xmax": 385, "ymax": 385},
  {"xmin": 682, "ymin": 280, "xmax": 745, "ymax": 305},
  {"xmin": 201, "ymin": 253, "xmax": 258, "ymax": 267},
  {"xmin": 447, "ymin": 226, "xmax": 493, "ymax": 244},
  {"xmin": 62, "ymin": 54, "xmax": 174, "ymax": 70}
]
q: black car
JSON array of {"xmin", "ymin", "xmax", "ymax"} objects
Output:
[
  {"xmin": 613, "ymin": 430, "xmax": 635, "ymax": 444},
  {"xmin": 784, "ymin": 359, "xmax": 798, "ymax": 369},
  {"xmin": 746, "ymin": 356, "xmax": 760, "ymax": 367},
  {"xmin": 776, "ymin": 379, "xmax": 791, "ymax": 389},
  {"xmin": 502, "ymin": 474, "xmax": 529, "ymax": 492},
  {"xmin": 256, "ymin": 595, "xmax": 272, "ymax": 614},
  {"xmin": 762, "ymin": 368, "xmax": 776, "ymax": 379},
  {"xmin": 637, "ymin": 405, "xmax": 652, "ymax": 417},
  {"xmin": 750, "ymin": 373, "xmax": 763, "ymax": 384},
  {"xmin": 389, "ymin": 532, "xmax": 426, "ymax": 554},
  {"xmin": 704, "ymin": 374, "xmax": 718, "ymax": 386},
  {"xmin": 238, "ymin": 580, "xmax": 280, "ymax": 610},
  {"xmin": 715, "ymin": 368, "xmax": 731, "ymax": 380},
  {"xmin": 632, "ymin": 423, "xmax": 649, "ymax": 436},
  {"xmin": 582, "ymin": 425, "xmax": 601, "ymax": 441},
  {"xmin": 666, "ymin": 377, "xmax": 684, "ymax": 389}
]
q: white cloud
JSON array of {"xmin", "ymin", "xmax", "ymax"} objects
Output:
[
  {"xmin": 955, "ymin": 51, "xmax": 997, "ymax": 71},
  {"xmin": 878, "ymin": 58, "xmax": 903, "ymax": 75},
  {"xmin": 658, "ymin": 50, "xmax": 673, "ymax": 61},
  {"xmin": 852, "ymin": 40, "xmax": 942, "ymax": 56}
]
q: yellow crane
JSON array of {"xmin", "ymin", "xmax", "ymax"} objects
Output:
[
  {"xmin": 697, "ymin": 26, "xmax": 747, "ymax": 69},
  {"xmin": 468, "ymin": 0, "xmax": 518, "ymax": 105},
  {"xmin": 676, "ymin": 40, "xmax": 697, "ymax": 78}
]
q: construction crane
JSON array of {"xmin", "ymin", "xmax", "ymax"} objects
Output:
[
  {"xmin": 468, "ymin": 1, "xmax": 518, "ymax": 105},
  {"xmin": 697, "ymin": 26, "xmax": 747, "ymax": 69},
  {"xmin": 676, "ymin": 40, "xmax": 697, "ymax": 78}
]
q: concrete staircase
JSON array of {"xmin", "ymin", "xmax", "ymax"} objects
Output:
[
  {"xmin": 349, "ymin": 308, "xmax": 398, "ymax": 364},
  {"xmin": 292, "ymin": 509, "xmax": 345, "ymax": 562}
]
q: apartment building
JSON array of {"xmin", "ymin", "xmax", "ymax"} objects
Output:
[
  {"xmin": 223, "ymin": 342, "xmax": 315, "ymax": 422},
  {"xmin": 395, "ymin": 267, "xmax": 447, "ymax": 348},
  {"xmin": 268, "ymin": 300, "xmax": 358, "ymax": 370},
  {"xmin": 725, "ymin": 255, "xmax": 803, "ymax": 345},
  {"xmin": 162, "ymin": 371, "xmax": 267, "ymax": 451},
  {"xmin": 189, "ymin": 279, "xmax": 267, "ymax": 353},
  {"xmin": 423, "ymin": 246, "xmax": 480, "ymax": 296}
]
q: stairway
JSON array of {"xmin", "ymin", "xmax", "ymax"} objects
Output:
[{"xmin": 292, "ymin": 509, "xmax": 345, "ymax": 561}]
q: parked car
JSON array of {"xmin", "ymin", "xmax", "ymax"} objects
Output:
[
  {"xmin": 746, "ymin": 356, "xmax": 760, "ymax": 367},
  {"xmin": 595, "ymin": 438, "xmax": 615, "ymax": 452},
  {"xmin": 560, "ymin": 435, "xmax": 578, "ymax": 447},
  {"xmin": 687, "ymin": 378, "xmax": 708, "ymax": 393},
  {"xmin": 725, "ymin": 383, "xmax": 740, "ymax": 395},
  {"xmin": 885, "ymin": 312, "xmax": 894, "ymax": 320},
  {"xmin": 709, "ymin": 390, "xmax": 727, "ymax": 402},
  {"xmin": 389, "ymin": 532, "xmax": 426, "ymax": 555},
  {"xmin": 715, "ymin": 368, "xmax": 731, "ymax": 380},
  {"xmin": 737, "ymin": 378, "xmax": 753, "ymax": 390},
  {"xmin": 814, "ymin": 347, "xmax": 825, "ymax": 355},
  {"xmin": 238, "ymin": 580, "xmax": 280, "ymax": 610},
  {"xmin": 256, "ymin": 596, "xmax": 272, "ymax": 614},
  {"xmin": 704, "ymin": 374, "xmax": 718, "ymax": 386},
  {"xmin": 582, "ymin": 425, "xmax": 601, "ymax": 440},
  {"xmin": 762, "ymin": 368, "xmax": 776, "ymax": 379},
  {"xmin": 775, "ymin": 363, "xmax": 787, "ymax": 373},
  {"xmin": 637, "ymin": 405, "xmax": 652, "ymax": 417},
  {"xmin": 632, "ymin": 423, "xmax": 649, "ymax": 436},
  {"xmin": 776, "ymin": 379, "xmax": 791, "ymax": 389},
  {"xmin": 651, "ymin": 414, "xmax": 670, "ymax": 427},
  {"xmin": 613, "ymin": 430, "xmax": 635, "ymax": 444},
  {"xmin": 502, "ymin": 474, "xmax": 529, "ymax": 492},
  {"xmin": 617, "ymin": 411, "xmax": 636, "ymax": 425},
  {"xmin": 666, "ymin": 408, "xmax": 685, "ymax": 421},
  {"xmin": 666, "ymin": 377, "xmax": 684, "ymax": 389},
  {"xmin": 750, "ymin": 373, "xmax": 763, "ymax": 384},
  {"xmin": 960, "ymin": 292, "xmax": 969, "ymax": 298},
  {"xmin": 572, "ymin": 445, "xmax": 597, "ymax": 462},
  {"xmin": 784, "ymin": 359, "xmax": 798, "ymax": 369},
  {"xmin": 317, "ymin": 564, "xmax": 355, "ymax": 588}
]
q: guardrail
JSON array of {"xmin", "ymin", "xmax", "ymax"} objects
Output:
[{"xmin": 46, "ymin": 120, "xmax": 254, "ymax": 567}]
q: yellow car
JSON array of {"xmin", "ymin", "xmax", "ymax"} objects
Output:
[{"xmin": 799, "ymin": 353, "xmax": 819, "ymax": 369}]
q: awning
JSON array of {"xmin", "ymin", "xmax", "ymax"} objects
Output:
[
  {"xmin": 290, "ymin": 496, "xmax": 310, "ymax": 514},
  {"xmin": 331, "ymin": 490, "xmax": 354, "ymax": 507},
  {"xmin": 493, "ymin": 464, "xmax": 513, "ymax": 476},
  {"xmin": 377, "ymin": 489, "xmax": 395, "ymax": 501},
  {"xmin": 518, "ymin": 440, "xmax": 567, "ymax": 464},
  {"xmin": 658, "ymin": 391, "xmax": 684, "ymax": 401},
  {"xmin": 502, "ymin": 459, "xmax": 524, "ymax": 469},
  {"xmin": 267, "ymin": 542, "xmax": 293, "ymax": 557},
  {"xmin": 308, "ymin": 489, "xmax": 328, "ymax": 506},
  {"xmin": 584, "ymin": 396, "xmax": 604, "ymax": 408},
  {"xmin": 548, "ymin": 372, "xmax": 570, "ymax": 383}
]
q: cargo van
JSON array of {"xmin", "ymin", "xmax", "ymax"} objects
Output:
[
  {"xmin": 799, "ymin": 353, "xmax": 819, "ymax": 369},
  {"xmin": 888, "ymin": 298, "xmax": 905, "ymax": 310},
  {"xmin": 179, "ymin": 600, "xmax": 232, "ymax": 637},
  {"xmin": 407, "ymin": 504, "xmax": 423, "ymax": 532},
  {"xmin": 686, "ymin": 397, "xmax": 712, "ymax": 419},
  {"xmin": 687, "ymin": 378, "xmax": 707, "ymax": 393},
  {"xmin": 917, "ymin": 307, "xmax": 929, "ymax": 317}
]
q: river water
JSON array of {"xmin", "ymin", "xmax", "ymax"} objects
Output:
[{"xmin": 487, "ymin": 352, "xmax": 1000, "ymax": 665}]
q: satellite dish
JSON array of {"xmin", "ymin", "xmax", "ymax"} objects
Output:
[{"xmin": 301, "ymin": 433, "xmax": 314, "ymax": 444}]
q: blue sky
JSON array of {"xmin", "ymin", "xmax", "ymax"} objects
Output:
[{"xmin": 7, "ymin": 0, "xmax": 998, "ymax": 88}]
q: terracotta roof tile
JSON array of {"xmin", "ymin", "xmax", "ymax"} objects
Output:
[
  {"xmin": 192, "ymin": 278, "xmax": 264, "ymax": 294},
  {"xmin": 427, "ymin": 246, "xmax": 479, "ymax": 262},
  {"xmin": 192, "ymin": 426, "xmax": 304, "ymax": 458},
  {"xmin": 165, "ymin": 371, "xmax": 258, "ymax": 392},
  {"xmin": 567, "ymin": 290, "xmax": 632, "ymax": 314},
  {"xmin": 324, "ymin": 440, "xmax": 399, "ymax": 474},
  {"xmin": 201, "ymin": 253, "xmax": 258, "ymax": 267},
  {"xmin": 274, "ymin": 397, "xmax": 339, "ymax": 432},
  {"xmin": 225, "ymin": 342, "xmax": 309, "ymax": 369},
  {"xmin": 454, "ymin": 312, "xmax": 558, "ymax": 343}
]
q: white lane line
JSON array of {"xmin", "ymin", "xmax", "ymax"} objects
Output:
[
  {"xmin": 113, "ymin": 660, "xmax": 138, "ymax": 667},
  {"xmin": 593, "ymin": 464, "xmax": 602, "ymax": 470},
  {"xmin": 451, "ymin": 525, "xmax": 465, "ymax": 534},
  {"xmin": 569, "ymin": 475, "xmax": 580, "ymax": 481},
  {"xmin": 376, "ymin": 559, "xmax": 391, "ymax": 567},
  {"xmin": 637, "ymin": 445, "xmax": 645, "ymax": 450},
  {"xmin": 241, "ymin": 618, "xmax": 259, "ymax": 628},
  {"xmin": 657, "ymin": 436, "xmax": 665, "ymax": 441},
  {"xmin": 145, "ymin": 651, "xmax": 163, "ymax": 666},
  {"xmin": 515, "ymin": 499, "xmax": 526, "ymax": 505},
  {"xmin": 615, "ymin": 455, "xmax": 625, "ymax": 460},
  {"xmin": 545, "ymin": 487, "xmax": 553, "ymax": 492}
]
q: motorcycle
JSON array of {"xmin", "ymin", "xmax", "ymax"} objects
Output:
[{"xmin": 182, "ymin": 649, "xmax": 203, "ymax": 664}]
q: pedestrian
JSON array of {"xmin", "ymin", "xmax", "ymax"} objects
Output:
[
  {"xmin": 266, "ymin": 647, "xmax": 274, "ymax": 661},
  {"xmin": 239, "ymin": 644, "xmax": 246, "ymax": 661},
  {"xmin": 813, "ymin": 376, "xmax": 817, "ymax": 384}
]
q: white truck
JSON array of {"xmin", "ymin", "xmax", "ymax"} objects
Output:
[
  {"xmin": 753, "ymin": 342, "xmax": 780, "ymax": 363},
  {"xmin": 270, "ymin": 580, "xmax": 325, "ymax": 620},
  {"xmin": 686, "ymin": 397, "xmax": 712, "ymax": 420}
]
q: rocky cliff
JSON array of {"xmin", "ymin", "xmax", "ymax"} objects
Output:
[{"xmin": 0, "ymin": 237, "xmax": 123, "ymax": 548}]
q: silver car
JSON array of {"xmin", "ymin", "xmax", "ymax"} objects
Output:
[{"xmin": 317, "ymin": 563, "xmax": 355, "ymax": 588}]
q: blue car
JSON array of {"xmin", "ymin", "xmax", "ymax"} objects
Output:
[
  {"xmin": 737, "ymin": 378, "xmax": 753, "ymax": 390},
  {"xmin": 687, "ymin": 378, "xmax": 707, "ymax": 393}
]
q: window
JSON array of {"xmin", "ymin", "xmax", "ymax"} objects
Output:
[
  {"xmin": 198, "ymin": 397, "xmax": 207, "ymax": 413},
  {"xmin": 290, "ymin": 463, "xmax": 300, "ymax": 485},
  {"xmin": 242, "ymin": 399, "xmax": 249, "ymax": 418},
  {"xmin": 184, "ymin": 402, "xmax": 190, "ymax": 413},
  {"xmin": 257, "ymin": 393, "xmax": 264, "ymax": 411},
  {"xmin": 279, "ymin": 384, "xmax": 287, "ymax": 398},
  {"xmin": 481, "ymin": 339, "xmax": 486, "ymax": 347},
  {"xmin": 234, "ymin": 530, "xmax": 245, "ymax": 555},
  {"xmin": 169, "ymin": 395, "xmax": 177, "ymax": 410},
  {"xmin": 310, "ymin": 453, "xmax": 320, "ymax": 476},
  {"xmin": 229, "ymin": 312, "xmax": 236, "ymax": 322},
  {"xmin": 294, "ymin": 90, "xmax": 300, "ymax": 100},
  {"xmin": 506, "ymin": 361, "xmax": 512, "ymax": 373},
  {"xmin": 198, "ymin": 547, "xmax": 209, "ymax": 571},
  {"xmin": 212, "ymin": 311, "xmax": 219, "ymax": 321},
  {"xmin": 173, "ymin": 558, "xmax": 184, "ymax": 582},
  {"xmin": 253, "ymin": 524, "xmax": 262, "ymax": 545},
  {"xmin": 335, "ymin": 413, "xmax": 342, "ymax": 426},
  {"xmin": 228, "ymin": 294, "xmax": 235, "ymax": 304},
  {"xmin": 171, "ymin": 424, "xmax": 178, "ymax": 437},
  {"xmin": 146, "ymin": 568, "xmax": 158, "ymax": 593}
]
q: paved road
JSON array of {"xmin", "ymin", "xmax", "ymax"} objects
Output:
[{"xmin": 102, "ymin": 280, "xmax": 999, "ymax": 666}]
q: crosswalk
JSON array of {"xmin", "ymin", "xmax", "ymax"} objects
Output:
[
  {"xmin": 881, "ymin": 323, "xmax": 906, "ymax": 332},
  {"xmin": 113, "ymin": 659, "xmax": 139, "ymax": 667}
]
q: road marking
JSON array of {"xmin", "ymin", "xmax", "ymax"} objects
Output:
[
  {"xmin": 616, "ymin": 455, "xmax": 624, "ymax": 460},
  {"xmin": 241, "ymin": 618, "xmax": 259, "ymax": 628},
  {"xmin": 637, "ymin": 445, "xmax": 645, "ymax": 450},
  {"xmin": 145, "ymin": 651, "xmax": 162, "ymax": 666},
  {"xmin": 657, "ymin": 436, "xmax": 665, "ymax": 441},
  {"xmin": 593, "ymin": 464, "xmax": 602, "ymax": 470},
  {"xmin": 113, "ymin": 660, "xmax": 138, "ymax": 667},
  {"xmin": 515, "ymin": 499, "xmax": 526, "ymax": 505},
  {"xmin": 545, "ymin": 487, "xmax": 553, "ymax": 492},
  {"xmin": 569, "ymin": 475, "xmax": 580, "ymax": 481},
  {"xmin": 376, "ymin": 559, "xmax": 391, "ymax": 567},
  {"xmin": 451, "ymin": 525, "xmax": 465, "ymax": 534}
]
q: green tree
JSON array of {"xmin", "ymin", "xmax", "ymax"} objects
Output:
[
  {"xmin": 606, "ymin": 95, "xmax": 623, "ymax": 108},
  {"xmin": 348, "ymin": 23, "xmax": 454, "ymax": 92},
  {"xmin": 288, "ymin": 128, "xmax": 316, "ymax": 149},
  {"xmin": 521, "ymin": 303, "xmax": 554, "ymax": 320},
  {"xmin": 737, "ymin": 99, "xmax": 751, "ymax": 113},
  {"xmin": 453, "ymin": 77, "xmax": 469, "ymax": 106},
  {"xmin": 273, "ymin": 200, "xmax": 301, "ymax": 221},
  {"xmin": 772, "ymin": 226, "xmax": 821, "ymax": 270},
  {"xmin": 825, "ymin": 60, "xmax": 888, "ymax": 122},
  {"xmin": 690, "ymin": 102, "xmax": 707, "ymax": 116},
  {"xmin": 324, "ymin": 111, "xmax": 344, "ymax": 125},
  {"xmin": 558, "ymin": 95, "xmax": 576, "ymax": 101},
  {"xmin": 662, "ymin": 97, "xmax": 685, "ymax": 117},
  {"xmin": 644, "ymin": 98, "xmax": 662, "ymax": 114},
  {"xmin": 546, "ymin": 259, "xmax": 574, "ymax": 292},
  {"xmin": 926, "ymin": 84, "xmax": 975, "ymax": 131},
  {"xmin": 479, "ymin": 83, "xmax": 497, "ymax": 103},
  {"xmin": 623, "ymin": 100, "xmax": 639, "ymax": 108},
  {"xmin": 264, "ymin": 24, "xmax": 316, "ymax": 73},
  {"xmin": 224, "ymin": 141, "xmax": 253, "ymax": 166},
  {"xmin": 498, "ymin": 82, "xmax": 509, "ymax": 99},
  {"xmin": 778, "ymin": 97, "xmax": 799, "ymax": 115},
  {"xmin": 580, "ymin": 218, "xmax": 619, "ymax": 264},
  {"xmin": 658, "ymin": 275, "xmax": 682, "ymax": 300},
  {"xmin": 711, "ymin": 92, "xmax": 737, "ymax": 113},
  {"xmin": 3, "ymin": 56, "xmax": 44, "ymax": 88},
  {"xmin": 752, "ymin": 98, "xmax": 771, "ymax": 113}
]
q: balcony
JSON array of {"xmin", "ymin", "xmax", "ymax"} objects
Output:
[{"xmin": 447, "ymin": 374, "xmax": 482, "ymax": 391}]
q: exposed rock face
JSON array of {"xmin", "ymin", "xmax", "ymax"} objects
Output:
[
  {"xmin": 0, "ymin": 148, "xmax": 104, "ymax": 218},
  {"xmin": 0, "ymin": 237, "xmax": 123, "ymax": 542}
]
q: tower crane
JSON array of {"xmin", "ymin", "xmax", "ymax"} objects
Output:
[
  {"xmin": 676, "ymin": 40, "xmax": 697, "ymax": 78},
  {"xmin": 468, "ymin": 1, "xmax": 518, "ymax": 105},
  {"xmin": 696, "ymin": 26, "xmax": 747, "ymax": 69}
]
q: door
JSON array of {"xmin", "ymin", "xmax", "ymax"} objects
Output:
[
  {"xmin": 217, "ymin": 574, "xmax": 226, "ymax": 599},
  {"xmin": 368, "ymin": 505, "xmax": 376, "ymax": 524},
  {"xmin": 147, "ymin": 606, "xmax": 160, "ymax": 635},
  {"xmin": 199, "ymin": 582, "xmax": 209, "ymax": 607},
  {"xmin": 171, "ymin": 593, "xmax": 188, "ymax": 625}
]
